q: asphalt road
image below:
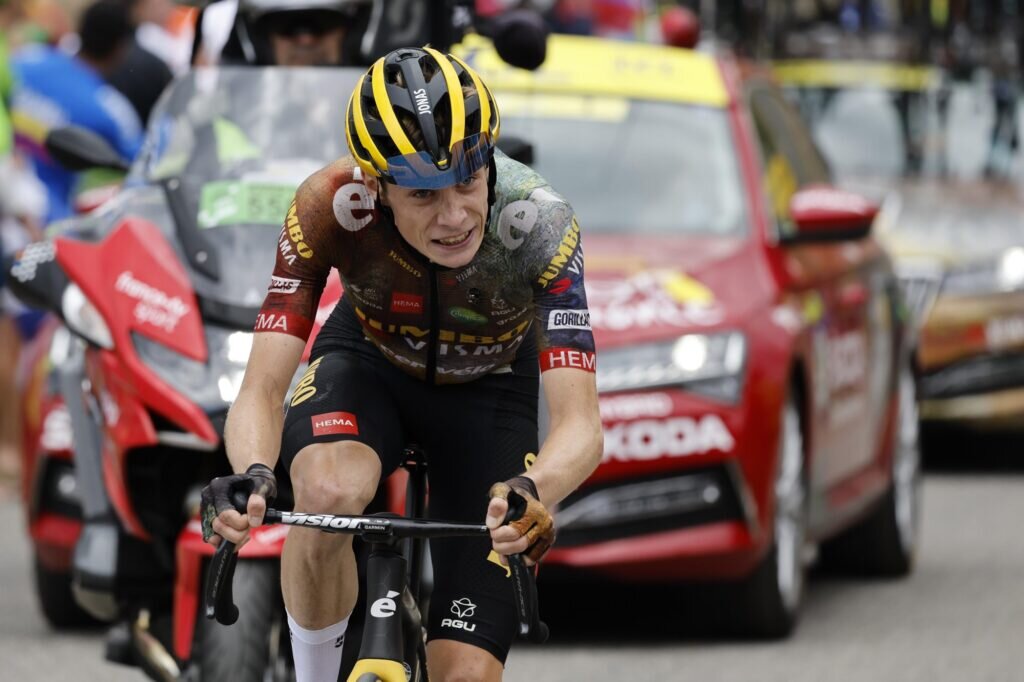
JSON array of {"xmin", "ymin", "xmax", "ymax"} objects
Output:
[{"xmin": 2, "ymin": 443, "xmax": 1023, "ymax": 682}]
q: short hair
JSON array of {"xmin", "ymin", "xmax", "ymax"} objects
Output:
[{"xmin": 78, "ymin": 0, "xmax": 134, "ymax": 60}]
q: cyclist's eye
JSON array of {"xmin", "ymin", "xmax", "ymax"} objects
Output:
[{"xmin": 410, "ymin": 189, "xmax": 432, "ymax": 200}]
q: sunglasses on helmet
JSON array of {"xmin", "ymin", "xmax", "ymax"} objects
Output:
[{"xmin": 383, "ymin": 133, "xmax": 493, "ymax": 190}]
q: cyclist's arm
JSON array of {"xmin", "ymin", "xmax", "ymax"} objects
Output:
[
  {"xmin": 523, "ymin": 209, "xmax": 602, "ymax": 505},
  {"xmin": 224, "ymin": 332, "xmax": 305, "ymax": 475},
  {"xmin": 528, "ymin": 367, "xmax": 602, "ymax": 507}
]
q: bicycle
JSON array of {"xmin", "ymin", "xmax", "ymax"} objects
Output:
[{"xmin": 204, "ymin": 447, "xmax": 549, "ymax": 682}]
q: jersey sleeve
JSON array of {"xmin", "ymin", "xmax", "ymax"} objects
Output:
[
  {"xmin": 254, "ymin": 175, "xmax": 335, "ymax": 340},
  {"xmin": 530, "ymin": 203, "xmax": 596, "ymax": 373}
]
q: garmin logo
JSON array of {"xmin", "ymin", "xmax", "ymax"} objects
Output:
[{"xmin": 413, "ymin": 88, "xmax": 431, "ymax": 114}]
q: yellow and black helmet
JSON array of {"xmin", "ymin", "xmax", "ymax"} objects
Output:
[{"xmin": 345, "ymin": 46, "xmax": 500, "ymax": 189}]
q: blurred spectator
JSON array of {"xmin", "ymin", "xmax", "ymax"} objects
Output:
[
  {"xmin": 10, "ymin": 0, "xmax": 143, "ymax": 224},
  {"xmin": 191, "ymin": 0, "xmax": 237, "ymax": 66},
  {"xmin": 132, "ymin": 0, "xmax": 195, "ymax": 75},
  {"xmin": 108, "ymin": 0, "xmax": 174, "ymax": 125},
  {"xmin": 0, "ymin": 0, "xmax": 48, "ymax": 481},
  {"xmin": 550, "ymin": 0, "xmax": 594, "ymax": 34}
]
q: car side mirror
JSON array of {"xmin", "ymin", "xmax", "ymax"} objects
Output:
[
  {"xmin": 782, "ymin": 185, "xmax": 878, "ymax": 244},
  {"xmin": 45, "ymin": 126, "xmax": 130, "ymax": 173}
]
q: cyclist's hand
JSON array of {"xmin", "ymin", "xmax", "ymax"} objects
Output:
[
  {"xmin": 200, "ymin": 463, "xmax": 277, "ymax": 550},
  {"xmin": 486, "ymin": 476, "xmax": 555, "ymax": 565}
]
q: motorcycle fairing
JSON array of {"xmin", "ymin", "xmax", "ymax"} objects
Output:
[
  {"xmin": 55, "ymin": 218, "xmax": 219, "ymax": 445},
  {"xmin": 56, "ymin": 217, "xmax": 207, "ymax": 361}
]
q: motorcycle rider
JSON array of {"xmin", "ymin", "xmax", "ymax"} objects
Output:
[
  {"xmin": 193, "ymin": 0, "xmax": 368, "ymax": 67},
  {"xmin": 202, "ymin": 47, "xmax": 602, "ymax": 681}
]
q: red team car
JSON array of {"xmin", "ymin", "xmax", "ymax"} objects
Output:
[{"xmin": 459, "ymin": 34, "xmax": 921, "ymax": 636}]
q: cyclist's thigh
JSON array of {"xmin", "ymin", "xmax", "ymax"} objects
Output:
[
  {"xmin": 281, "ymin": 347, "xmax": 407, "ymax": 479},
  {"xmin": 413, "ymin": 371, "xmax": 540, "ymax": 664}
]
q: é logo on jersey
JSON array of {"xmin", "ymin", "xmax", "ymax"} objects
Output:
[{"xmin": 333, "ymin": 182, "xmax": 374, "ymax": 232}]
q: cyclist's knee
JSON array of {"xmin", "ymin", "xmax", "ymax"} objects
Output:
[{"xmin": 290, "ymin": 441, "xmax": 381, "ymax": 514}]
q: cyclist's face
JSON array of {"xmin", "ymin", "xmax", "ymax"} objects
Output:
[{"xmin": 372, "ymin": 167, "xmax": 489, "ymax": 269}]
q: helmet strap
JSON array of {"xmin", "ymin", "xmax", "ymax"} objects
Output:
[{"xmin": 485, "ymin": 152, "xmax": 498, "ymax": 225}]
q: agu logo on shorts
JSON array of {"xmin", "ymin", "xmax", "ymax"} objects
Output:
[{"xmin": 311, "ymin": 412, "xmax": 359, "ymax": 437}]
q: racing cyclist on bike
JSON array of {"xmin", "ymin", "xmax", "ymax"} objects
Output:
[{"xmin": 202, "ymin": 46, "xmax": 602, "ymax": 681}]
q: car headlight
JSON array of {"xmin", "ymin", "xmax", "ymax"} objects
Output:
[
  {"xmin": 596, "ymin": 332, "xmax": 746, "ymax": 402},
  {"xmin": 133, "ymin": 326, "xmax": 251, "ymax": 411},
  {"xmin": 942, "ymin": 247, "xmax": 1024, "ymax": 296}
]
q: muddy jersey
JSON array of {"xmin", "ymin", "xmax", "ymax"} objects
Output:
[{"xmin": 256, "ymin": 151, "xmax": 595, "ymax": 384}]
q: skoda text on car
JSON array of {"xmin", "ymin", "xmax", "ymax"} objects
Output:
[
  {"xmin": 456, "ymin": 34, "xmax": 921, "ymax": 636},
  {"xmin": 776, "ymin": 51, "xmax": 1024, "ymax": 433}
]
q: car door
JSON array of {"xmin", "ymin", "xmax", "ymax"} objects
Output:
[{"xmin": 746, "ymin": 83, "xmax": 894, "ymax": 513}]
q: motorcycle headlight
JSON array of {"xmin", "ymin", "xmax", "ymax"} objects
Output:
[
  {"xmin": 942, "ymin": 248, "xmax": 1024, "ymax": 296},
  {"xmin": 61, "ymin": 283, "xmax": 114, "ymax": 349},
  {"xmin": 596, "ymin": 332, "xmax": 747, "ymax": 402},
  {"xmin": 133, "ymin": 326, "xmax": 251, "ymax": 411}
]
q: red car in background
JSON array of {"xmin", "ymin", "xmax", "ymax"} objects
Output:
[{"xmin": 458, "ymin": 34, "xmax": 921, "ymax": 636}]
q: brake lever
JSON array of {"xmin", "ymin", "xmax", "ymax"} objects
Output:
[
  {"xmin": 203, "ymin": 490, "xmax": 249, "ymax": 625},
  {"xmin": 205, "ymin": 539, "xmax": 239, "ymax": 625},
  {"xmin": 508, "ymin": 553, "xmax": 549, "ymax": 643},
  {"xmin": 500, "ymin": 488, "xmax": 550, "ymax": 642}
]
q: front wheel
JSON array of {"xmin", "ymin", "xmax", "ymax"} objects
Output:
[
  {"xmin": 33, "ymin": 556, "xmax": 100, "ymax": 629},
  {"xmin": 192, "ymin": 560, "xmax": 282, "ymax": 682},
  {"xmin": 822, "ymin": 361, "xmax": 921, "ymax": 576},
  {"xmin": 732, "ymin": 392, "xmax": 808, "ymax": 639}
]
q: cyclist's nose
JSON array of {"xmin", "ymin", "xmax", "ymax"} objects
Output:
[{"xmin": 436, "ymin": 189, "xmax": 469, "ymax": 227}]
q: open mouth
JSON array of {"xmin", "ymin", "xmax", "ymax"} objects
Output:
[{"xmin": 434, "ymin": 230, "xmax": 474, "ymax": 248}]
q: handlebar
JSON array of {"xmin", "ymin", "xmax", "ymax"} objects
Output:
[{"xmin": 204, "ymin": 491, "xmax": 548, "ymax": 643}]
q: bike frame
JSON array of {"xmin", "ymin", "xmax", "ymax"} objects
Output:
[{"xmin": 205, "ymin": 448, "xmax": 546, "ymax": 682}]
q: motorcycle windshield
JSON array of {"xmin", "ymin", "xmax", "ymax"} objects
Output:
[{"xmin": 124, "ymin": 66, "xmax": 362, "ymax": 310}]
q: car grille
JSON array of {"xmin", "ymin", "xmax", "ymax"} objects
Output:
[
  {"xmin": 554, "ymin": 465, "xmax": 743, "ymax": 548},
  {"xmin": 919, "ymin": 352, "xmax": 1024, "ymax": 399}
]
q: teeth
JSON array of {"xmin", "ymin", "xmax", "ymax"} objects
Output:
[{"xmin": 438, "ymin": 231, "xmax": 471, "ymax": 246}]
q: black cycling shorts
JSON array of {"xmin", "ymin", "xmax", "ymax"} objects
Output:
[{"xmin": 280, "ymin": 336, "xmax": 539, "ymax": 664}]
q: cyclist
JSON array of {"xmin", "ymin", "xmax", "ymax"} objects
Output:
[{"xmin": 202, "ymin": 46, "xmax": 602, "ymax": 681}]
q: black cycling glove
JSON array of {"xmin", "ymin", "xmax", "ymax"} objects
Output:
[{"xmin": 200, "ymin": 463, "xmax": 277, "ymax": 542}]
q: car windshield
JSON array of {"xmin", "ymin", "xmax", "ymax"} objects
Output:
[
  {"xmin": 122, "ymin": 66, "xmax": 360, "ymax": 308},
  {"xmin": 496, "ymin": 94, "xmax": 748, "ymax": 235},
  {"xmin": 788, "ymin": 80, "xmax": 1024, "ymax": 183}
]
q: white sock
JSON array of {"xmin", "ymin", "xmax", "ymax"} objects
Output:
[{"xmin": 287, "ymin": 611, "xmax": 349, "ymax": 682}]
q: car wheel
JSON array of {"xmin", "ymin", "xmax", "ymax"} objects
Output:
[
  {"xmin": 734, "ymin": 392, "xmax": 807, "ymax": 638},
  {"xmin": 822, "ymin": 361, "xmax": 921, "ymax": 576},
  {"xmin": 33, "ymin": 556, "xmax": 101, "ymax": 629}
]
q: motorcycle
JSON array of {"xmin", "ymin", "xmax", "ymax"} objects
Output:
[{"xmin": 10, "ymin": 66, "xmax": 350, "ymax": 681}]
